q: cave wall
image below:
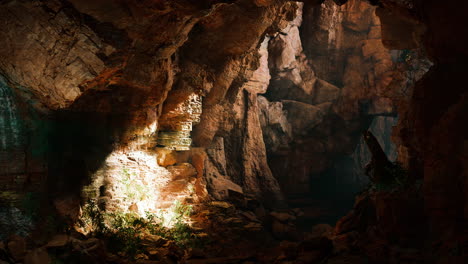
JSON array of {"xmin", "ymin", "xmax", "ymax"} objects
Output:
[
  {"xmin": 324, "ymin": 0, "xmax": 468, "ymax": 258},
  {"xmin": 260, "ymin": 0, "xmax": 428, "ymax": 197},
  {"xmin": 0, "ymin": 76, "xmax": 48, "ymax": 238},
  {"xmin": 0, "ymin": 0, "xmax": 300, "ymax": 223},
  {"xmin": 370, "ymin": 0, "xmax": 468, "ymax": 245},
  {"xmin": 0, "ymin": 0, "xmax": 465, "ymax": 253},
  {"xmin": 0, "ymin": 0, "xmax": 420, "ymax": 211}
]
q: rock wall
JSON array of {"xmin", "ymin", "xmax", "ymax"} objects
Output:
[
  {"xmin": 329, "ymin": 0, "xmax": 468, "ymax": 259},
  {"xmin": 362, "ymin": 0, "xmax": 468, "ymax": 248},
  {"xmin": 259, "ymin": 0, "xmax": 427, "ymax": 197},
  {"xmin": 0, "ymin": 0, "xmax": 299, "ymax": 224},
  {"xmin": 0, "ymin": 0, "xmax": 421, "ymax": 213},
  {"xmin": 0, "ymin": 76, "xmax": 48, "ymax": 238},
  {"xmin": 1, "ymin": 0, "xmax": 464, "ymax": 255},
  {"xmin": 352, "ymin": 116, "xmax": 398, "ymax": 186}
]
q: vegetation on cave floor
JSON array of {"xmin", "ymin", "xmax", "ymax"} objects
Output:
[
  {"xmin": 4, "ymin": 199, "xmax": 287, "ymax": 264},
  {"xmin": 0, "ymin": 168, "xmax": 433, "ymax": 264}
]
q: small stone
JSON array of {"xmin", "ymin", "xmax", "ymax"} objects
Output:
[
  {"xmin": 210, "ymin": 201, "xmax": 233, "ymax": 209},
  {"xmin": 135, "ymin": 253, "xmax": 149, "ymax": 260},
  {"xmin": 141, "ymin": 234, "xmax": 166, "ymax": 247},
  {"xmin": 196, "ymin": 232, "xmax": 209, "ymax": 238}
]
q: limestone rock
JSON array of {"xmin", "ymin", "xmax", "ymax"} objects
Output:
[
  {"xmin": 243, "ymin": 38, "xmax": 271, "ymax": 94},
  {"xmin": 269, "ymin": 25, "xmax": 303, "ymax": 71},
  {"xmin": 204, "ymin": 137, "xmax": 243, "ymax": 200},
  {"xmin": 257, "ymin": 96, "xmax": 291, "ymax": 152},
  {"xmin": 155, "ymin": 148, "xmax": 178, "ymax": 167},
  {"xmin": 167, "ymin": 163, "xmax": 197, "ymax": 180},
  {"xmin": 282, "ymin": 100, "xmax": 326, "ymax": 135},
  {"xmin": 311, "ymin": 79, "xmax": 341, "ymax": 104}
]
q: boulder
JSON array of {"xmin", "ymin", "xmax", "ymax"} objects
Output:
[
  {"xmin": 155, "ymin": 148, "xmax": 178, "ymax": 167},
  {"xmin": 282, "ymin": 100, "xmax": 326, "ymax": 136}
]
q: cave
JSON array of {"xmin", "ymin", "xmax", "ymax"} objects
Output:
[{"xmin": 0, "ymin": 0, "xmax": 466, "ymax": 263}]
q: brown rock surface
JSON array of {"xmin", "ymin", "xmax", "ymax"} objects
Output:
[{"xmin": 0, "ymin": 0, "xmax": 466, "ymax": 262}]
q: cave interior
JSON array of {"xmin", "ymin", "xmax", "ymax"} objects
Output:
[{"xmin": 0, "ymin": 0, "xmax": 467, "ymax": 263}]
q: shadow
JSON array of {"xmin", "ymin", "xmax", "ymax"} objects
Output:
[{"xmin": 45, "ymin": 85, "xmax": 160, "ymax": 201}]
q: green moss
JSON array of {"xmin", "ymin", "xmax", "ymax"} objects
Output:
[{"xmin": 79, "ymin": 199, "xmax": 202, "ymax": 259}]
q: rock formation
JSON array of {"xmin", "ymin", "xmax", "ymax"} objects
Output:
[{"xmin": 0, "ymin": 0, "xmax": 466, "ymax": 262}]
